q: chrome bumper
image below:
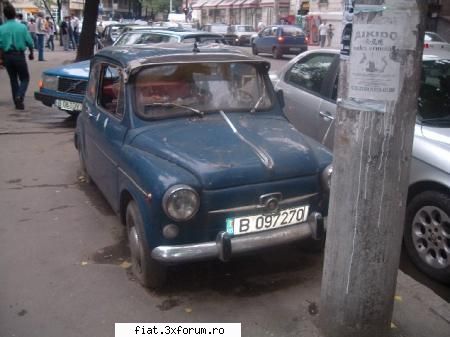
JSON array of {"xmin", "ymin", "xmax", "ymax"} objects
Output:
[{"xmin": 151, "ymin": 212, "xmax": 324, "ymax": 264}]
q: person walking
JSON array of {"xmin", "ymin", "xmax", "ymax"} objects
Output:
[
  {"xmin": 319, "ymin": 21, "xmax": 327, "ymax": 48},
  {"xmin": 60, "ymin": 17, "xmax": 69, "ymax": 51},
  {"xmin": 27, "ymin": 18, "xmax": 37, "ymax": 50},
  {"xmin": 46, "ymin": 17, "xmax": 55, "ymax": 51},
  {"xmin": 327, "ymin": 24, "xmax": 334, "ymax": 47},
  {"xmin": 35, "ymin": 12, "xmax": 46, "ymax": 61},
  {"xmin": 0, "ymin": 4, "xmax": 34, "ymax": 110},
  {"xmin": 71, "ymin": 15, "xmax": 80, "ymax": 47}
]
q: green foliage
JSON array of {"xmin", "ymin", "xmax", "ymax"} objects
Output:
[{"xmin": 138, "ymin": 0, "xmax": 184, "ymax": 13}]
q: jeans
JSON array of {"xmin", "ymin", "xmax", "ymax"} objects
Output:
[
  {"xmin": 47, "ymin": 35, "xmax": 55, "ymax": 51},
  {"xmin": 3, "ymin": 52, "xmax": 30, "ymax": 101},
  {"xmin": 62, "ymin": 34, "xmax": 69, "ymax": 51},
  {"xmin": 36, "ymin": 33, "xmax": 45, "ymax": 60},
  {"xmin": 320, "ymin": 35, "xmax": 326, "ymax": 48},
  {"xmin": 30, "ymin": 32, "xmax": 37, "ymax": 50}
]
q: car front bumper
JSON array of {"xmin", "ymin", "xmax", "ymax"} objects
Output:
[
  {"xmin": 152, "ymin": 212, "xmax": 324, "ymax": 264},
  {"xmin": 34, "ymin": 89, "xmax": 84, "ymax": 108}
]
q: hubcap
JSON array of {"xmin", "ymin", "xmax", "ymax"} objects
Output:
[
  {"xmin": 129, "ymin": 225, "xmax": 143, "ymax": 273},
  {"xmin": 411, "ymin": 205, "xmax": 450, "ymax": 269}
]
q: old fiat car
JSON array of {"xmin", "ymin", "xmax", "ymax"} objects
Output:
[{"xmin": 75, "ymin": 44, "xmax": 332, "ymax": 288}]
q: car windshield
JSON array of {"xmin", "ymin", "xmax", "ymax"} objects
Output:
[
  {"xmin": 281, "ymin": 26, "xmax": 304, "ymax": 36},
  {"xmin": 180, "ymin": 36, "xmax": 224, "ymax": 44},
  {"xmin": 236, "ymin": 26, "xmax": 254, "ymax": 32},
  {"xmin": 114, "ymin": 32, "xmax": 176, "ymax": 45},
  {"xmin": 134, "ymin": 62, "xmax": 273, "ymax": 120},
  {"xmin": 424, "ymin": 32, "xmax": 446, "ymax": 42},
  {"xmin": 418, "ymin": 58, "xmax": 450, "ymax": 125}
]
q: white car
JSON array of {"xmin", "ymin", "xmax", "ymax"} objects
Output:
[{"xmin": 424, "ymin": 31, "xmax": 450, "ymax": 54}]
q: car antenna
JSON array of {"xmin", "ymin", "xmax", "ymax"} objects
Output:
[{"xmin": 193, "ymin": 42, "xmax": 200, "ymax": 53}]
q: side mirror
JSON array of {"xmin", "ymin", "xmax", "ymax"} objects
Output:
[{"xmin": 276, "ymin": 89, "xmax": 285, "ymax": 109}]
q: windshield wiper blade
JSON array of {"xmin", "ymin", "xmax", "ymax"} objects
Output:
[
  {"xmin": 250, "ymin": 82, "xmax": 267, "ymax": 113},
  {"xmin": 145, "ymin": 102, "xmax": 204, "ymax": 117}
]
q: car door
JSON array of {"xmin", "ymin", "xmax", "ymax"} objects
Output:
[
  {"xmin": 257, "ymin": 27, "xmax": 272, "ymax": 53},
  {"xmin": 276, "ymin": 52, "xmax": 338, "ymax": 142},
  {"xmin": 86, "ymin": 62, "xmax": 128, "ymax": 207}
]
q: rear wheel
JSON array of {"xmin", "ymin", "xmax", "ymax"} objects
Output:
[
  {"xmin": 272, "ymin": 47, "xmax": 282, "ymax": 59},
  {"xmin": 77, "ymin": 137, "xmax": 92, "ymax": 184},
  {"xmin": 126, "ymin": 200, "xmax": 167, "ymax": 288},
  {"xmin": 403, "ymin": 191, "xmax": 450, "ymax": 284},
  {"xmin": 252, "ymin": 44, "xmax": 258, "ymax": 55}
]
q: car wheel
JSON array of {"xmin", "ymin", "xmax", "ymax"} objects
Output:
[
  {"xmin": 403, "ymin": 191, "xmax": 450, "ymax": 284},
  {"xmin": 272, "ymin": 47, "xmax": 282, "ymax": 59},
  {"xmin": 126, "ymin": 200, "xmax": 167, "ymax": 288},
  {"xmin": 252, "ymin": 44, "xmax": 258, "ymax": 55}
]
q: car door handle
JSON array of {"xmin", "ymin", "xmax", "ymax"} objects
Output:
[{"xmin": 319, "ymin": 111, "xmax": 335, "ymax": 121}]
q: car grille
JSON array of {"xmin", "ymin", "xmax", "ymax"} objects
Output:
[{"xmin": 57, "ymin": 78, "xmax": 87, "ymax": 95}]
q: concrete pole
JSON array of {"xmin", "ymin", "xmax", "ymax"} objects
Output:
[
  {"xmin": 273, "ymin": 0, "xmax": 279, "ymax": 25},
  {"xmin": 319, "ymin": 1, "xmax": 426, "ymax": 336}
]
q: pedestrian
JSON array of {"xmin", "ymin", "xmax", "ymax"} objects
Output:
[
  {"xmin": 16, "ymin": 13, "xmax": 27, "ymax": 26},
  {"xmin": 319, "ymin": 21, "xmax": 327, "ymax": 48},
  {"xmin": 71, "ymin": 14, "xmax": 80, "ymax": 47},
  {"xmin": 68, "ymin": 16, "xmax": 76, "ymax": 50},
  {"xmin": 60, "ymin": 16, "xmax": 69, "ymax": 51},
  {"xmin": 0, "ymin": 3, "xmax": 34, "ymax": 110},
  {"xmin": 327, "ymin": 23, "xmax": 334, "ymax": 47},
  {"xmin": 46, "ymin": 17, "xmax": 55, "ymax": 51},
  {"xmin": 35, "ymin": 12, "xmax": 46, "ymax": 61},
  {"xmin": 27, "ymin": 17, "xmax": 37, "ymax": 49}
]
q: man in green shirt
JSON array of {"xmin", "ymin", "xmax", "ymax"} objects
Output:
[{"xmin": 0, "ymin": 4, "xmax": 34, "ymax": 110}]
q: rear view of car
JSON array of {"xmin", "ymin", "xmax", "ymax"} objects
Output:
[{"xmin": 252, "ymin": 25, "xmax": 307, "ymax": 59}]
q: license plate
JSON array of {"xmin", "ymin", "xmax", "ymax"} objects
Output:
[
  {"xmin": 55, "ymin": 99, "xmax": 82, "ymax": 111},
  {"xmin": 226, "ymin": 205, "xmax": 309, "ymax": 236}
]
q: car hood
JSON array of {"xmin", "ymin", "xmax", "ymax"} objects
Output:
[
  {"xmin": 414, "ymin": 124, "xmax": 450, "ymax": 174},
  {"xmin": 420, "ymin": 124, "xmax": 450, "ymax": 147},
  {"xmin": 130, "ymin": 114, "xmax": 328, "ymax": 189},
  {"xmin": 44, "ymin": 60, "xmax": 91, "ymax": 80}
]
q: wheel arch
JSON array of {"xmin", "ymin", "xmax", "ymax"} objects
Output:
[
  {"xmin": 119, "ymin": 189, "xmax": 134, "ymax": 226},
  {"xmin": 407, "ymin": 181, "xmax": 450, "ymax": 203}
]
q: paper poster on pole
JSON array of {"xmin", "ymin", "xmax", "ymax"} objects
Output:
[{"xmin": 348, "ymin": 24, "xmax": 401, "ymax": 101}]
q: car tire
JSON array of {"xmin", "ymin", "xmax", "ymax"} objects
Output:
[
  {"xmin": 252, "ymin": 44, "xmax": 258, "ymax": 55},
  {"xmin": 403, "ymin": 191, "xmax": 450, "ymax": 284},
  {"xmin": 272, "ymin": 47, "xmax": 282, "ymax": 59},
  {"xmin": 126, "ymin": 200, "xmax": 167, "ymax": 288}
]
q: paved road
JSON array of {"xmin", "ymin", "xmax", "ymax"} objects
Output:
[{"xmin": 0, "ymin": 47, "xmax": 448, "ymax": 337}]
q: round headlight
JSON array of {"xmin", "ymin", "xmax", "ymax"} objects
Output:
[
  {"xmin": 42, "ymin": 75, "xmax": 58, "ymax": 90},
  {"xmin": 321, "ymin": 164, "xmax": 333, "ymax": 192},
  {"xmin": 162, "ymin": 185, "xmax": 200, "ymax": 221}
]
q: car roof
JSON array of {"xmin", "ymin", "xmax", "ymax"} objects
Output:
[
  {"xmin": 95, "ymin": 44, "xmax": 271, "ymax": 70},
  {"xmin": 299, "ymin": 49, "xmax": 450, "ymax": 61},
  {"xmin": 121, "ymin": 30, "xmax": 223, "ymax": 37}
]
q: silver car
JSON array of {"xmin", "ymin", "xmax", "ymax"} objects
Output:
[{"xmin": 274, "ymin": 49, "xmax": 450, "ymax": 284}]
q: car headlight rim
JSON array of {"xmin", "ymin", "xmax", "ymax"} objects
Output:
[
  {"xmin": 321, "ymin": 164, "xmax": 333, "ymax": 192},
  {"xmin": 162, "ymin": 184, "xmax": 200, "ymax": 222},
  {"xmin": 42, "ymin": 74, "xmax": 58, "ymax": 91}
]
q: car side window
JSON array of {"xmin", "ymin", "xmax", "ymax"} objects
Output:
[
  {"xmin": 97, "ymin": 64, "xmax": 124, "ymax": 118},
  {"xmin": 261, "ymin": 28, "xmax": 271, "ymax": 37},
  {"xmin": 285, "ymin": 53, "xmax": 336, "ymax": 96}
]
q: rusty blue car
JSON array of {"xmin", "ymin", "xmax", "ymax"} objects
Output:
[{"xmin": 75, "ymin": 44, "xmax": 333, "ymax": 288}]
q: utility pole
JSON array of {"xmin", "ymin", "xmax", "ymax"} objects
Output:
[
  {"xmin": 319, "ymin": 1, "xmax": 426, "ymax": 337},
  {"xmin": 273, "ymin": 0, "xmax": 279, "ymax": 25}
]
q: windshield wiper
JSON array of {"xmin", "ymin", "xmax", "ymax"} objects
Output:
[{"xmin": 145, "ymin": 102, "xmax": 204, "ymax": 117}]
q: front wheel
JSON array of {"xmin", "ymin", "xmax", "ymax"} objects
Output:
[
  {"xmin": 126, "ymin": 200, "xmax": 167, "ymax": 288},
  {"xmin": 403, "ymin": 191, "xmax": 450, "ymax": 284},
  {"xmin": 252, "ymin": 44, "xmax": 258, "ymax": 55}
]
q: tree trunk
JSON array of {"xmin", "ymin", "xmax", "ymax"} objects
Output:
[
  {"xmin": 319, "ymin": 1, "xmax": 426, "ymax": 336},
  {"xmin": 76, "ymin": 0, "xmax": 100, "ymax": 62}
]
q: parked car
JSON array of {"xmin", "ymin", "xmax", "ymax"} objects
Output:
[
  {"xmin": 202, "ymin": 23, "xmax": 229, "ymax": 35},
  {"xmin": 101, "ymin": 23, "xmax": 137, "ymax": 47},
  {"xmin": 225, "ymin": 25, "xmax": 257, "ymax": 45},
  {"xmin": 252, "ymin": 25, "xmax": 307, "ymax": 59},
  {"xmin": 274, "ymin": 49, "xmax": 450, "ymax": 283},
  {"xmin": 424, "ymin": 31, "xmax": 450, "ymax": 53},
  {"xmin": 35, "ymin": 30, "xmax": 223, "ymax": 115},
  {"xmin": 75, "ymin": 44, "xmax": 333, "ymax": 288}
]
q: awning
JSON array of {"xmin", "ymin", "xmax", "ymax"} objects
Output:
[
  {"xmin": 259, "ymin": 0, "xmax": 290, "ymax": 7},
  {"xmin": 203, "ymin": 0, "xmax": 225, "ymax": 8},
  {"xmin": 192, "ymin": 0, "xmax": 209, "ymax": 9},
  {"xmin": 242, "ymin": 0, "xmax": 258, "ymax": 8},
  {"xmin": 232, "ymin": 0, "xmax": 246, "ymax": 6},
  {"xmin": 12, "ymin": 1, "xmax": 39, "ymax": 12},
  {"xmin": 218, "ymin": 0, "xmax": 237, "ymax": 8}
]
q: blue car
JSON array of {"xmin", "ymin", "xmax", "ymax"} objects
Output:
[
  {"xmin": 75, "ymin": 44, "xmax": 332, "ymax": 288},
  {"xmin": 252, "ymin": 25, "xmax": 308, "ymax": 59},
  {"xmin": 34, "ymin": 60, "xmax": 90, "ymax": 115}
]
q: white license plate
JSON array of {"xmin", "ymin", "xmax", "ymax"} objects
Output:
[
  {"xmin": 226, "ymin": 205, "xmax": 309, "ymax": 236},
  {"xmin": 55, "ymin": 99, "xmax": 82, "ymax": 111}
]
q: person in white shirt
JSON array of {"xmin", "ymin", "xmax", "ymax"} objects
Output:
[{"xmin": 319, "ymin": 21, "xmax": 327, "ymax": 48}]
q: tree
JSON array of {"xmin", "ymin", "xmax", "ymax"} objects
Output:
[
  {"xmin": 76, "ymin": 0, "xmax": 99, "ymax": 62},
  {"xmin": 319, "ymin": 0, "xmax": 426, "ymax": 336}
]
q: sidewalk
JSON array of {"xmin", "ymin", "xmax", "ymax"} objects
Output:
[{"xmin": 0, "ymin": 43, "xmax": 448, "ymax": 337}]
